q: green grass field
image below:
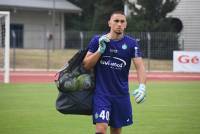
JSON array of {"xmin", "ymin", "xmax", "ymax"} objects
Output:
[{"xmin": 0, "ymin": 81, "xmax": 200, "ymax": 134}]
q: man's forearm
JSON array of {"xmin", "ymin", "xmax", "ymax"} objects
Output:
[
  {"xmin": 136, "ymin": 64, "xmax": 146, "ymax": 84},
  {"xmin": 133, "ymin": 58, "xmax": 146, "ymax": 84},
  {"xmin": 83, "ymin": 51, "xmax": 101, "ymax": 70}
]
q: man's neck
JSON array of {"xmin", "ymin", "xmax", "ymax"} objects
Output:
[{"xmin": 107, "ymin": 32, "xmax": 124, "ymax": 40}]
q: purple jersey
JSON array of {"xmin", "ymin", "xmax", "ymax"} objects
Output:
[{"xmin": 88, "ymin": 35, "xmax": 142, "ymax": 96}]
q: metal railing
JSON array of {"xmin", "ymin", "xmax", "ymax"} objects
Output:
[{"xmin": 0, "ymin": 31, "xmax": 183, "ymax": 71}]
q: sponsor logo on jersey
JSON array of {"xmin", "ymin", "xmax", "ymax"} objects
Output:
[
  {"xmin": 100, "ymin": 56, "xmax": 126, "ymax": 70},
  {"xmin": 110, "ymin": 48, "xmax": 118, "ymax": 53}
]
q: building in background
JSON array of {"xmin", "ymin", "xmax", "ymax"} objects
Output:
[
  {"xmin": 0, "ymin": 0, "xmax": 81, "ymax": 49},
  {"xmin": 125, "ymin": 0, "xmax": 200, "ymax": 51},
  {"xmin": 167, "ymin": 0, "xmax": 200, "ymax": 51}
]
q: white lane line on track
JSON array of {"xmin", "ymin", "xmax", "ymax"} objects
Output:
[
  {"xmin": 129, "ymin": 74, "xmax": 200, "ymax": 78},
  {"xmin": 5, "ymin": 73, "xmax": 56, "ymax": 76}
]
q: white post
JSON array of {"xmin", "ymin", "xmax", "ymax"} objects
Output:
[
  {"xmin": 80, "ymin": 31, "xmax": 83, "ymax": 49},
  {"xmin": 1, "ymin": 11, "xmax": 10, "ymax": 83},
  {"xmin": 124, "ymin": 0, "xmax": 129, "ymax": 17},
  {"xmin": 147, "ymin": 32, "xmax": 151, "ymax": 72},
  {"xmin": 61, "ymin": 13, "xmax": 65, "ymax": 49}
]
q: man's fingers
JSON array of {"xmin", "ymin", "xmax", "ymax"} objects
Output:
[
  {"xmin": 135, "ymin": 92, "xmax": 144, "ymax": 100},
  {"xmin": 104, "ymin": 37, "xmax": 110, "ymax": 42},
  {"xmin": 136, "ymin": 97, "xmax": 145, "ymax": 104},
  {"xmin": 135, "ymin": 94, "xmax": 145, "ymax": 103},
  {"xmin": 135, "ymin": 91, "xmax": 145, "ymax": 103},
  {"xmin": 100, "ymin": 35, "xmax": 110, "ymax": 43}
]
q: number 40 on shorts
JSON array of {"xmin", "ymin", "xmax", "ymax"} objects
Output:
[{"xmin": 95, "ymin": 110, "xmax": 110, "ymax": 121}]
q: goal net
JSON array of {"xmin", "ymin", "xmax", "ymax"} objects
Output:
[{"xmin": 0, "ymin": 11, "xmax": 10, "ymax": 83}]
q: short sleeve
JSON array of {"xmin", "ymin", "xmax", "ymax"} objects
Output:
[
  {"xmin": 87, "ymin": 35, "xmax": 99, "ymax": 53},
  {"xmin": 130, "ymin": 39, "xmax": 142, "ymax": 58}
]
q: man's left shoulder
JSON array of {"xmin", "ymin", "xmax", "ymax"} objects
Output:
[
  {"xmin": 123, "ymin": 35, "xmax": 139, "ymax": 47},
  {"xmin": 124, "ymin": 35, "xmax": 137, "ymax": 42}
]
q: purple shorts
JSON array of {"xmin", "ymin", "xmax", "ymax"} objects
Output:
[{"xmin": 92, "ymin": 94, "xmax": 133, "ymax": 128}]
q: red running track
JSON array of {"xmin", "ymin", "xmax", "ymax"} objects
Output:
[{"xmin": 0, "ymin": 71, "xmax": 200, "ymax": 83}]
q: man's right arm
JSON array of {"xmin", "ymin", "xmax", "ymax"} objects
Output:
[
  {"xmin": 83, "ymin": 51, "xmax": 101, "ymax": 70},
  {"xmin": 83, "ymin": 35, "xmax": 110, "ymax": 70}
]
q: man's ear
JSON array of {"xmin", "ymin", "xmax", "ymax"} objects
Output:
[
  {"xmin": 124, "ymin": 20, "xmax": 127, "ymax": 29},
  {"xmin": 108, "ymin": 20, "xmax": 111, "ymax": 28},
  {"xmin": 125, "ymin": 22, "xmax": 127, "ymax": 29}
]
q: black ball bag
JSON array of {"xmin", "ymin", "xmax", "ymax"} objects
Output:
[{"xmin": 55, "ymin": 49, "xmax": 94, "ymax": 115}]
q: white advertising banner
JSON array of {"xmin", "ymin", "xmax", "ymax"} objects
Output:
[{"xmin": 173, "ymin": 51, "xmax": 200, "ymax": 72}]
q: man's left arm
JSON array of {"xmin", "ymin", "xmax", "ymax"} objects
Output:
[
  {"xmin": 132, "ymin": 57, "xmax": 147, "ymax": 104},
  {"xmin": 132, "ymin": 57, "xmax": 146, "ymax": 84}
]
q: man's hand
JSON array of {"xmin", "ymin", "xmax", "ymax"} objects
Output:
[
  {"xmin": 132, "ymin": 84, "xmax": 146, "ymax": 104},
  {"xmin": 97, "ymin": 35, "xmax": 110, "ymax": 54}
]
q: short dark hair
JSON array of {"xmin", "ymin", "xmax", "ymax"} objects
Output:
[{"xmin": 110, "ymin": 11, "xmax": 125, "ymax": 18}]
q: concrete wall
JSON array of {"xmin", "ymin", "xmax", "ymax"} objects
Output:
[
  {"xmin": 168, "ymin": 0, "xmax": 200, "ymax": 51},
  {"xmin": 10, "ymin": 10, "xmax": 65, "ymax": 49}
]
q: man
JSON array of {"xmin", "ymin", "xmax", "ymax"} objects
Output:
[{"xmin": 83, "ymin": 11, "xmax": 146, "ymax": 134}]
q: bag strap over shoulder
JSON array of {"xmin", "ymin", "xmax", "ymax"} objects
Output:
[{"xmin": 54, "ymin": 48, "xmax": 88, "ymax": 82}]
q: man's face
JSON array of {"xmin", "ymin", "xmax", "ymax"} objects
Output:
[{"xmin": 108, "ymin": 14, "xmax": 127, "ymax": 35}]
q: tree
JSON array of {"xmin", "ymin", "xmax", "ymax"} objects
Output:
[
  {"xmin": 66, "ymin": 0, "xmax": 124, "ymax": 31},
  {"xmin": 91, "ymin": 0, "xmax": 124, "ymax": 31},
  {"xmin": 127, "ymin": 0, "xmax": 181, "ymax": 32},
  {"xmin": 66, "ymin": 0, "xmax": 95, "ymax": 30}
]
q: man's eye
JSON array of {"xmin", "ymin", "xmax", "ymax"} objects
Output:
[
  {"xmin": 114, "ymin": 20, "xmax": 125, "ymax": 23},
  {"xmin": 114, "ymin": 20, "xmax": 120, "ymax": 23}
]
